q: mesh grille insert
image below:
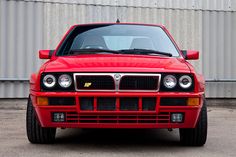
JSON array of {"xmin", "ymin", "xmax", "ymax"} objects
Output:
[
  {"xmin": 120, "ymin": 76, "xmax": 159, "ymax": 90},
  {"xmin": 76, "ymin": 75, "xmax": 115, "ymax": 90}
]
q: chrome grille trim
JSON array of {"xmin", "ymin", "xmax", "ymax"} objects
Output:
[{"xmin": 73, "ymin": 73, "xmax": 161, "ymax": 92}]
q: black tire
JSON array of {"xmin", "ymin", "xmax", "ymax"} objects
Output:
[
  {"xmin": 179, "ymin": 99, "xmax": 208, "ymax": 146},
  {"xmin": 26, "ymin": 96, "xmax": 56, "ymax": 144}
]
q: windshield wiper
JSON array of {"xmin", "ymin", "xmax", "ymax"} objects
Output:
[
  {"xmin": 65, "ymin": 48, "xmax": 172, "ymax": 57},
  {"xmin": 66, "ymin": 48, "xmax": 120, "ymax": 55},
  {"xmin": 119, "ymin": 49, "xmax": 172, "ymax": 57}
]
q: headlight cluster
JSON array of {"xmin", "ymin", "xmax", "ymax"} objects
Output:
[
  {"xmin": 41, "ymin": 73, "xmax": 74, "ymax": 91},
  {"xmin": 179, "ymin": 75, "xmax": 192, "ymax": 89},
  {"xmin": 43, "ymin": 74, "xmax": 56, "ymax": 88},
  {"xmin": 58, "ymin": 74, "xmax": 72, "ymax": 88},
  {"xmin": 163, "ymin": 75, "xmax": 177, "ymax": 89},
  {"xmin": 161, "ymin": 74, "xmax": 194, "ymax": 91}
]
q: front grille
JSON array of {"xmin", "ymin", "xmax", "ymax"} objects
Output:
[
  {"xmin": 120, "ymin": 76, "xmax": 159, "ymax": 90},
  {"xmin": 66, "ymin": 112, "xmax": 170, "ymax": 124},
  {"xmin": 74, "ymin": 73, "xmax": 160, "ymax": 91},
  {"xmin": 76, "ymin": 75, "xmax": 115, "ymax": 90}
]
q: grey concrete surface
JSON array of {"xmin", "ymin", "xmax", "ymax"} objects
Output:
[
  {"xmin": 0, "ymin": 107, "xmax": 236, "ymax": 157},
  {"xmin": 0, "ymin": 99, "xmax": 27, "ymax": 110}
]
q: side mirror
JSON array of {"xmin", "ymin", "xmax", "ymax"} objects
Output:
[
  {"xmin": 181, "ymin": 50, "xmax": 199, "ymax": 60},
  {"xmin": 39, "ymin": 50, "xmax": 54, "ymax": 59}
]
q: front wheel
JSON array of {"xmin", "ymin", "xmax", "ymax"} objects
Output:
[
  {"xmin": 179, "ymin": 99, "xmax": 208, "ymax": 146},
  {"xmin": 26, "ymin": 96, "xmax": 56, "ymax": 144}
]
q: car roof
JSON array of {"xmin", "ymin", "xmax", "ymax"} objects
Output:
[{"xmin": 72, "ymin": 23, "xmax": 166, "ymax": 29}]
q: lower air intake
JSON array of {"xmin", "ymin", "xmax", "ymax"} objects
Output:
[
  {"xmin": 97, "ymin": 97, "xmax": 116, "ymax": 111},
  {"xmin": 142, "ymin": 97, "xmax": 156, "ymax": 111},
  {"xmin": 80, "ymin": 97, "xmax": 94, "ymax": 110},
  {"xmin": 120, "ymin": 97, "xmax": 139, "ymax": 111},
  {"xmin": 65, "ymin": 112, "xmax": 171, "ymax": 124}
]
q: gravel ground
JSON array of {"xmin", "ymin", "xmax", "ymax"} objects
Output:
[{"xmin": 0, "ymin": 107, "xmax": 236, "ymax": 157}]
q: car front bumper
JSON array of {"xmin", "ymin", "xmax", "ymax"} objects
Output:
[{"xmin": 30, "ymin": 91, "xmax": 204, "ymax": 129}]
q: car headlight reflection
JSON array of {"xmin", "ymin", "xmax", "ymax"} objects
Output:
[
  {"xmin": 43, "ymin": 74, "xmax": 56, "ymax": 88},
  {"xmin": 58, "ymin": 74, "xmax": 72, "ymax": 88},
  {"xmin": 163, "ymin": 75, "xmax": 177, "ymax": 89},
  {"xmin": 179, "ymin": 75, "xmax": 192, "ymax": 89}
]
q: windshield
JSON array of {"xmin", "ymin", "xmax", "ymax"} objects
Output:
[{"xmin": 57, "ymin": 24, "xmax": 180, "ymax": 57}]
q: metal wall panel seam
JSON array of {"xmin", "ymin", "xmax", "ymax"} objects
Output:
[{"xmin": 4, "ymin": 0, "xmax": 236, "ymax": 12}]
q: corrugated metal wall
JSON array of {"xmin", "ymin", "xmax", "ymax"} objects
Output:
[{"xmin": 0, "ymin": 0, "xmax": 236, "ymax": 98}]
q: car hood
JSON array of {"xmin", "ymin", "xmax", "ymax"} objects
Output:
[{"xmin": 44, "ymin": 54, "xmax": 190, "ymax": 73}]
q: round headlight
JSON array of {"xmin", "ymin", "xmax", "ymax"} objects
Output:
[
  {"xmin": 179, "ymin": 75, "xmax": 192, "ymax": 89},
  {"xmin": 43, "ymin": 74, "xmax": 56, "ymax": 88},
  {"xmin": 58, "ymin": 74, "xmax": 72, "ymax": 88},
  {"xmin": 163, "ymin": 75, "xmax": 177, "ymax": 89}
]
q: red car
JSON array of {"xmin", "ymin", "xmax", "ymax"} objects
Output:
[{"xmin": 26, "ymin": 23, "xmax": 207, "ymax": 146}]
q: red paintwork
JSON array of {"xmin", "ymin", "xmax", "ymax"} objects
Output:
[
  {"xmin": 39, "ymin": 50, "xmax": 51, "ymax": 59},
  {"xmin": 45, "ymin": 55, "xmax": 190, "ymax": 73},
  {"xmin": 30, "ymin": 23, "xmax": 205, "ymax": 129},
  {"xmin": 186, "ymin": 50, "xmax": 199, "ymax": 60}
]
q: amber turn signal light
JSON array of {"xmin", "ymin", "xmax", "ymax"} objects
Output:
[
  {"xmin": 37, "ymin": 97, "xmax": 48, "ymax": 106},
  {"xmin": 187, "ymin": 98, "xmax": 200, "ymax": 106}
]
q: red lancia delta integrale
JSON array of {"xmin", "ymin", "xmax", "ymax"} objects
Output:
[{"xmin": 26, "ymin": 23, "xmax": 207, "ymax": 146}]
